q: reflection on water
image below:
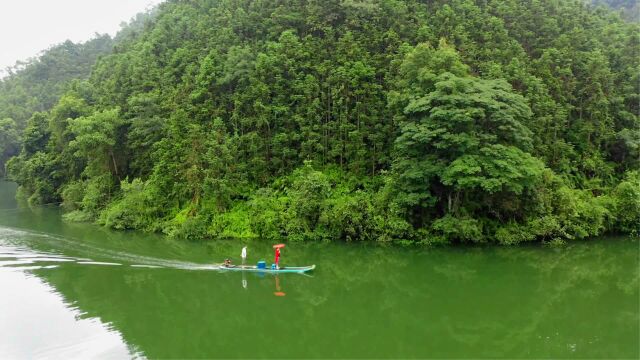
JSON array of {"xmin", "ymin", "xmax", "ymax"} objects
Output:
[
  {"xmin": 0, "ymin": 269, "xmax": 140, "ymax": 359},
  {"xmin": 0, "ymin": 181, "xmax": 638, "ymax": 359}
]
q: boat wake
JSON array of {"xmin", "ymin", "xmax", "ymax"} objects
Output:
[{"xmin": 0, "ymin": 226, "xmax": 222, "ymax": 271}]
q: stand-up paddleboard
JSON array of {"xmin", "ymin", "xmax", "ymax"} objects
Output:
[{"xmin": 218, "ymin": 264, "xmax": 315, "ymax": 274}]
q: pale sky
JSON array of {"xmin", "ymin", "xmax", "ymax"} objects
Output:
[{"xmin": 0, "ymin": 0, "xmax": 162, "ymax": 75}]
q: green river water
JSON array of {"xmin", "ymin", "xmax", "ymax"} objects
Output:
[{"xmin": 0, "ymin": 181, "xmax": 638, "ymax": 359}]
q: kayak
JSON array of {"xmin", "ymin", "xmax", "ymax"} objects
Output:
[{"xmin": 218, "ymin": 264, "xmax": 316, "ymax": 274}]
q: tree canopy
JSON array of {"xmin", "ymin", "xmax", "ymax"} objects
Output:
[{"xmin": 2, "ymin": 0, "xmax": 638, "ymax": 245}]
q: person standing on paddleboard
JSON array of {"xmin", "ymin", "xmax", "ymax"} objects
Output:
[
  {"xmin": 241, "ymin": 246, "xmax": 247, "ymax": 265},
  {"xmin": 274, "ymin": 247, "xmax": 281, "ymax": 269}
]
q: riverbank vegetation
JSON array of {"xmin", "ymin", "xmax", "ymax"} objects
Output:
[{"xmin": 2, "ymin": 0, "xmax": 639, "ymax": 245}]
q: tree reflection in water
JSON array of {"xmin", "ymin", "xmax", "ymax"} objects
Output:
[{"xmin": 16, "ymin": 237, "xmax": 636, "ymax": 359}]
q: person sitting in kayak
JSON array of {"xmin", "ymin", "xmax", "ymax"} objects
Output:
[{"xmin": 223, "ymin": 258, "xmax": 232, "ymax": 267}]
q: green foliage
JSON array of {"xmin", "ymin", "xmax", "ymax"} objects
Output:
[
  {"xmin": 0, "ymin": 35, "xmax": 113, "ymax": 127},
  {"xmin": 552, "ymin": 186, "xmax": 611, "ymax": 240},
  {"xmin": 99, "ymin": 178, "xmax": 164, "ymax": 231},
  {"xmin": 167, "ymin": 214, "xmax": 210, "ymax": 242},
  {"xmin": 242, "ymin": 165, "xmax": 415, "ymax": 244},
  {"xmin": 208, "ymin": 204, "xmax": 256, "ymax": 240},
  {"xmin": 610, "ymin": 171, "xmax": 640, "ymax": 234},
  {"xmin": 432, "ymin": 215, "xmax": 484, "ymax": 243},
  {"xmin": 20, "ymin": 113, "xmax": 49, "ymax": 156},
  {"xmin": 80, "ymin": 174, "xmax": 116, "ymax": 217},
  {"xmin": 494, "ymin": 222, "xmax": 536, "ymax": 245},
  {"xmin": 392, "ymin": 54, "xmax": 547, "ymax": 241},
  {"xmin": 248, "ymin": 188, "xmax": 288, "ymax": 241},
  {"xmin": 591, "ymin": 0, "xmax": 640, "ymax": 21},
  {"xmin": 2, "ymin": 0, "xmax": 638, "ymax": 245},
  {"xmin": 69, "ymin": 108, "xmax": 124, "ymax": 178},
  {"xmin": 441, "ymin": 145, "xmax": 544, "ymax": 194},
  {"xmin": 61, "ymin": 180, "xmax": 85, "ymax": 211},
  {"xmin": 0, "ymin": 118, "xmax": 20, "ymax": 177},
  {"xmin": 49, "ymin": 93, "xmax": 91, "ymax": 150},
  {"xmin": 6, "ymin": 151, "xmax": 58, "ymax": 205},
  {"xmin": 321, "ymin": 189, "xmax": 377, "ymax": 242}
]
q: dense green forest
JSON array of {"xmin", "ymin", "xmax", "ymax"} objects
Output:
[
  {"xmin": 0, "ymin": 35, "xmax": 114, "ymax": 176},
  {"xmin": 2, "ymin": 0, "xmax": 639, "ymax": 245},
  {"xmin": 592, "ymin": 0, "xmax": 639, "ymax": 21}
]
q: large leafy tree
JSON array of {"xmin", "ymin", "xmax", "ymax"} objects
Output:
[
  {"xmin": 69, "ymin": 108, "xmax": 125, "ymax": 179},
  {"xmin": 392, "ymin": 43, "xmax": 545, "ymax": 241}
]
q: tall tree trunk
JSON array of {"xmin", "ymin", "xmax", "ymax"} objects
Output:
[{"xmin": 110, "ymin": 150, "xmax": 120, "ymax": 181}]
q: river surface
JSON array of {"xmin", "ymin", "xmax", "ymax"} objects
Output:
[{"xmin": 0, "ymin": 181, "xmax": 638, "ymax": 359}]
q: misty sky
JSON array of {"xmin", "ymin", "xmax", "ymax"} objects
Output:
[{"xmin": 0, "ymin": 0, "xmax": 162, "ymax": 74}]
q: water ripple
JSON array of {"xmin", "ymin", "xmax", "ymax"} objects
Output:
[{"xmin": 0, "ymin": 225, "xmax": 221, "ymax": 271}]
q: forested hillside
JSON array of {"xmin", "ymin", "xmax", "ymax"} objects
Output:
[
  {"xmin": 592, "ymin": 0, "xmax": 639, "ymax": 21},
  {"xmin": 0, "ymin": 36, "xmax": 115, "ymax": 125},
  {"xmin": 0, "ymin": 35, "xmax": 114, "ymax": 176},
  {"xmin": 3, "ymin": 0, "xmax": 639, "ymax": 245}
]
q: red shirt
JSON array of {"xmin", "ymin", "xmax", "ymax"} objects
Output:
[{"xmin": 275, "ymin": 248, "xmax": 281, "ymax": 263}]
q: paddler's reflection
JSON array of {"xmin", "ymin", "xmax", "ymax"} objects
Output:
[
  {"xmin": 274, "ymin": 275, "xmax": 285, "ymax": 297},
  {"xmin": 242, "ymin": 271, "xmax": 247, "ymax": 289}
]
